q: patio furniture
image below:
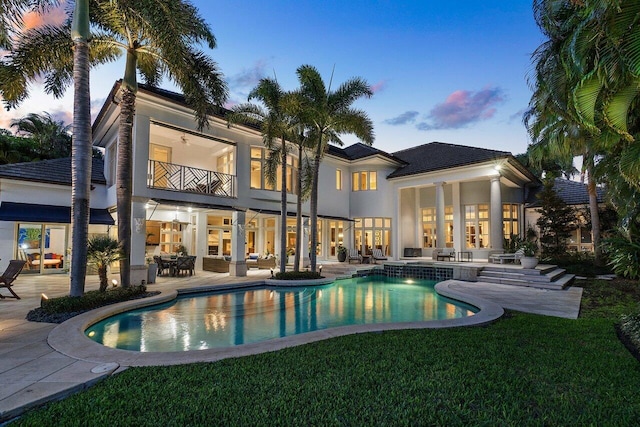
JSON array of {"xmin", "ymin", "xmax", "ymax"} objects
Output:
[
  {"xmin": 489, "ymin": 248, "xmax": 525, "ymax": 264},
  {"xmin": 0, "ymin": 260, "xmax": 27, "ymax": 299},
  {"xmin": 372, "ymin": 248, "xmax": 388, "ymax": 264},
  {"xmin": 348, "ymin": 249, "xmax": 362, "ymax": 264},
  {"xmin": 246, "ymin": 253, "xmax": 260, "ymax": 269},
  {"xmin": 433, "ymin": 248, "xmax": 456, "ymax": 261},
  {"xmin": 203, "ymin": 256, "xmax": 230, "ymax": 273},
  {"xmin": 175, "ymin": 256, "xmax": 195, "ymax": 276},
  {"xmin": 257, "ymin": 256, "xmax": 276, "ymax": 269},
  {"xmin": 154, "ymin": 256, "xmax": 170, "ymax": 276},
  {"xmin": 457, "ymin": 251, "xmax": 473, "ymax": 262}
]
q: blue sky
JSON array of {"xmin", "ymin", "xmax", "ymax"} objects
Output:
[{"xmin": 4, "ymin": 1, "xmax": 545, "ymax": 155}]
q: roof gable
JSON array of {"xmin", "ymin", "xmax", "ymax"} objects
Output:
[
  {"xmin": 0, "ymin": 157, "xmax": 107, "ymax": 186},
  {"xmin": 527, "ymin": 178, "xmax": 606, "ymax": 207}
]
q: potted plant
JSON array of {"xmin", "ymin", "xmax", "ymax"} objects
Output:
[
  {"xmin": 146, "ymin": 255, "xmax": 158, "ymax": 284},
  {"xmin": 337, "ymin": 245, "xmax": 347, "ymax": 262},
  {"xmin": 87, "ymin": 236, "xmax": 124, "ymax": 292},
  {"xmin": 518, "ymin": 239, "xmax": 539, "ymax": 269}
]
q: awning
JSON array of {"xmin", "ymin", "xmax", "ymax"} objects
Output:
[{"xmin": 0, "ymin": 202, "xmax": 115, "ymax": 225}]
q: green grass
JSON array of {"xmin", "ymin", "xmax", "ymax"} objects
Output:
[{"xmin": 13, "ymin": 278, "xmax": 640, "ymax": 426}]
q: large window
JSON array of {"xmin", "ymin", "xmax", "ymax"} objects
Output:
[
  {"xmin": 352, "ymin": 171, "xmax": 377, "ymax": 191},
  {"xmin": 503, "ymin": 203, "xmax": 520, "ymax": 240},
  {"xmin": 465, "ymin": 204, "xmax": 489, "ymax": 249},
  {"xmin": 422, "ymin": 206, "xmax": 454, "ymax": 248},
  {"xmin": 250, "ymin": 147, "xmax": 298, "ymax": 193},
  {"xmin": 354, "ymin": 217, "xmax": 391, "ymax": 256}
]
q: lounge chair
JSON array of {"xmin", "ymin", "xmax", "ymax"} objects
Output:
[
  {"xmin": 489, "ymin": 248, "xmax": 525, "ymax": 264},
  {"xmin": 0, "ymin": 260, "xmax": 27, "ymax": 299},
  {"xmin": 348, "ymin": 249, "xmax": 362, "ymax": 264},
  {"xmin": 372, "ymin": 248, "xmax": 388, "ymax": 264}
]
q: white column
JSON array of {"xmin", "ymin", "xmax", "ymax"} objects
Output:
[
  {"xmin": 131, "ymin": 201, "xmax": 147, "ymax": 266},
  {"xmin": 229, "ymin": 211, "xmax": 247, "ymax": 276},
  {"xmin": 452, "ymin": 182, "xmax": 462, "ymax": 251},
  {"xmin": 435, "ymin": 181, "xmax": 446, "ymax": 248},
  {"xmin": 490, "ymin": 175, "xmax": 503, "ymax": 250},
  {"xmin": 301, "ymin": 217, "xmax": 310, "ymax": 269}
]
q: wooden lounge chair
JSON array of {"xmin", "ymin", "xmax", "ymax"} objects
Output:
[
  {"xmin": 0, "ymin": 260, "xmax": 27, "ymax": 299},
  {"xmin": 348, "ymin": 249, "xmax": 362, "ymax": 264},
  {"xmin": 371, "ymin": 248, "xmax": 388, "ymax": 264},
  {"xmin": 489, "ymin": 248, "xmax": 525, "ymax": 264}
]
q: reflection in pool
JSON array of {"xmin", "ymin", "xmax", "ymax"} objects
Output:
[{"xmin": 86, "ymin": 276, "xmax": 477, "ymax": 352}]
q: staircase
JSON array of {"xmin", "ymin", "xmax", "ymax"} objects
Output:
[{"xmin": 477, "ymin": 264, "xmax": 575, "ymax": 290}]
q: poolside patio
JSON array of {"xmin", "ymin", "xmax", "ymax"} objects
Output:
[{"xmin": 0, "ymin": 261, "xmax": 583, "ymax": 422}]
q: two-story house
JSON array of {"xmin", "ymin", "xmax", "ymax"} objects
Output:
[{"xmin": 0, "ymin": 81, "xmax": 540, "ymax": 279}]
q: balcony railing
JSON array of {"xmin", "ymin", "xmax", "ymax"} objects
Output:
[{"xmin": 147, "ymin": 160, "xmax": 235, "ymax": 198}]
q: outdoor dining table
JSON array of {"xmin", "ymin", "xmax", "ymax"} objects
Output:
[{"xmin": 161, "ymin": 256, "xmax": 178, "ymax": 276}]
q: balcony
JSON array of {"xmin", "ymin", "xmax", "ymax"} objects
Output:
[{"xmin": 147, "ymin": 160, "xmax": 235, "ymax": 198}]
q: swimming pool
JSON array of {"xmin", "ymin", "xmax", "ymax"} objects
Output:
[{"xmin": 85, "ymin": 276, "xmax": 477, "ymax": 352}]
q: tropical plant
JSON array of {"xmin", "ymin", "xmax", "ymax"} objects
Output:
[
  {"xmin": 0, "ymin": 0, "xmax": 57, "ymax": 50},
  {"xmin": 603, "ymin": 233, "xmax": 640, "ymax": 280},
  {"xmin": 1, "ymin": 0, "xmax": 227, "ymax": 289},
  {"xmin": 295, "ymin": 65, "xmax": 374, "ymax": 272},
  {"xmin": 11, "ymin": 112, "xmax": 72, "ymax": 158},
  {"xmin": 228, "ymin": 77, "xmax": 297, "ymax": 273},
  {"xmin": 87, "ymin": 235, "xmax": 123, "ymax": 292},
  {"xmin": 517, "ymin": 239, "xmax": 539, "ymax": 258}
]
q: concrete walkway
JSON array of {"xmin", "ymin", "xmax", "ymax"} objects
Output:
[{"xmin": 0, "ymin": 265, "xmax": 583, "ymax": 422}]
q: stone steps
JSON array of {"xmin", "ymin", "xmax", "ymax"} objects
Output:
[{"xmin": 478, "ymin": 264, "xmax": 575, "ymax": 290}]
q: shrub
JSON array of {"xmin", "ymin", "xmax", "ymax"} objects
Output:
[
  {"xmin": 619, "ymin": 311, "xmax": 640, "ymax": 353},
  {"xmin": 274, "ymin": 271, "xmax": 322, "ymax": 280},
  {"xmin": 546, "ymin": 252, "xmax": 612, "ymax": 277},
  {"xmin": 40, "ymin": 285, "xmax": 148, "ymax": 314},
  {"xmin": 603, "ymin": 233, "xmax": 640, "ymax": 280}
]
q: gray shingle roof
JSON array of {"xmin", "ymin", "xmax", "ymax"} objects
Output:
[
  {"xmin": 387, "ymin": 142, "xmax": 511, "ymax": 178},
  {"xmin": 326, "ymin": 143, "xmax": 404, "ymax": 164},
  {"xmin": 0, "ymin": 157, "xmax": 107, "ymax": 186},
  {"xmin": 527, "ymin": 178, "xmax": 606, "ymax": 207}
]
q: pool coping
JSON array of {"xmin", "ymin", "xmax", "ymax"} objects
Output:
[{"xmin": 47, "ymin": 279, "xmax": 504, "ymax": 367}]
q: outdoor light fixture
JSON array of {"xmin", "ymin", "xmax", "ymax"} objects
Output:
[
  {"xmin": 111, "ymin": 279, "xmax": 118, "ymax": 287},
  {"xmin": 40, "ymin": 293, "xmax": 48, "ymax": 308},
  {"xmin": 319, "ymin": 265, "xmax": 323, "ymax": 275},
  {"xmin": 270, "ymin": 268, "xmax": 274, "ymax": 278}
]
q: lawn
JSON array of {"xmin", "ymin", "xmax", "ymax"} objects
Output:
[{"xmin": 13, "ymin": 278, "xmax": 640, "ymax": 426}]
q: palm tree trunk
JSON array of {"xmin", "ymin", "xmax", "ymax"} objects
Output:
[
  {"xmin": 117, "ymin": 86, "xmax": 136, "ymax": 287},
  {"xmin": 279, "ymin": 140, "xmax": 287, "ymax": 273},
  {"xmin": 309, "ymin": 138, "xmax": 322, "ymax": 272},
  {"xmin": 294, "ymin": 144, "xmax": 303, "ymax": 272},
  {"xmin": 69, "ymin": 0, "xmax": 91, "ymax": 298},
  {"xmin": 98, "ymin": 265, "xmax": 108, "ymax": 292},
  {"xmin": 586, "ymin": 162, "xmax": 602, "ymax": 265}
]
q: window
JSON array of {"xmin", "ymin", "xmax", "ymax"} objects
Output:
[
  {"xmin": 465, "ymin": 204, "xmax": 489, "ymax": 249},
  {"xmin": 108, "ymin": 144, "xmax": 117, "ymax": 186},
  {"xmin": 422, "ymin": 206, "xmax": 453, "ymax": 248},
  {"xmin": 250, "ymin": 147, "xmax": 297, "ymax": 193},
  {"xmin": 502, "ymin": 203, "xmax": 520, "ymax": 241},
  {"xmin": 354, "ymin": 217, "xmax": 392, "ymax": 256},
  {"xmin": 422, "ymin": 208, "xmax": 436, "ymax": 248},
  {"xmin": 352, "ymin": 171, "xmax": 377, "ymax": 191},
  {"xmin": 217, "ymin": 151, "xmax": 234, "ymax": 175},
  {"xmin": 336, "ymin": 169, "xmax": 342, "ymax": 190}
]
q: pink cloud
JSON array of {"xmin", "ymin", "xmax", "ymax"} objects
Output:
[
  {"xmin": 23, "ymin": 6, "xmax": 67, "ymax": 30},
  {"xmin": 370, "ymin": 80, "xmax": 387, "ymax": 94},
  {"xmin": 417, "ymin": 86, "xmax": 505, "ymax": 130}
]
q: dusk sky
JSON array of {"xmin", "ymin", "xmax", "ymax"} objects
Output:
[{"xmin": 3, "ymin": 1, "xmax": 545, "ymax": 156}]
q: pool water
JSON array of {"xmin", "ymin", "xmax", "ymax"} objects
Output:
[{"xmin": 85, "ymin": 276, "xmax": 477, "ymax": 352}]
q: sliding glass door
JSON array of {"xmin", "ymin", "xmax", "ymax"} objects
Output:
[{"xmin": 17, "ymin": 223, "xmax": 68, "ymax": 274}]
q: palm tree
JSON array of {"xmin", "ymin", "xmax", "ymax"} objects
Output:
[
  {"xmin": 87, "ymin": 235, "xmax": 123, "ymax": 292},
  {"xmin": 0, "ymin": 0, "xmax": 56, "ymax": 50},
  {"xmin": 1, "ymin": 0, "xmax": 227, "ymax": 288},
  {"xmin": 526, "ymin": 0, "xmax": 605, "ymax": 265},
  {"xmin": 228, "ymin": 78, "xmax": 297, "ymax": 273},
  {"xmin": 10, "ymin": 112, "xmax": 72, "ymax": 158},
  {"xmin": 296, "ymin": 65, "xmax": 374, "ymax": 271}
]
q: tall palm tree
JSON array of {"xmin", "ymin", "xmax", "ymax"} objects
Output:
[
  {"xmin": 296, "ymin": 65, "xmax": 374, "ymax": 272},
  {"xmin": 228, "ymin": 78, "xmax": 297, "ymax": 273},
  {"xmin": 0, "ymin": 0, "xmax": 56, "ymax": 50},
  {"xmin": 1, "ymin": 0, "xmax": 227, "ymax": 288}
]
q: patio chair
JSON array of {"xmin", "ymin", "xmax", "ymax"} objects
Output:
[
  {"xmin": 371, "ymin": 248, "xmax": 388, "ymax": 264},
  {"xmin": 154, "ymin": 256, "xmax": 170, "ymax": 276},
  {"xmin": 175, "ymin": 256, "xmax": 195, "ymax": 276},
  {"xmin": 433, "ymin": 248, "xmax": 456, "ymax": 261},
  {"xmin": 489, "ymin": 248, "xmax": 525, "ymax": 264},
  {"xmin": 348, "ymin": 249, "xmax": 362, "ymax": 264},
  {"xmin": 0, "ymin": 260, "xmax": 27, "ymax": 299}
]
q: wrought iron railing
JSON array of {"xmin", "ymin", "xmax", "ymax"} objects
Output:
[{"xmin": 147, "ymin": 160, "xmax": 235, "ymax": 198}]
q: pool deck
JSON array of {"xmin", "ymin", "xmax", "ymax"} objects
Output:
[{"xmin": 0, "ymin": 263, "xmax": 583, "ymax": 422}]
